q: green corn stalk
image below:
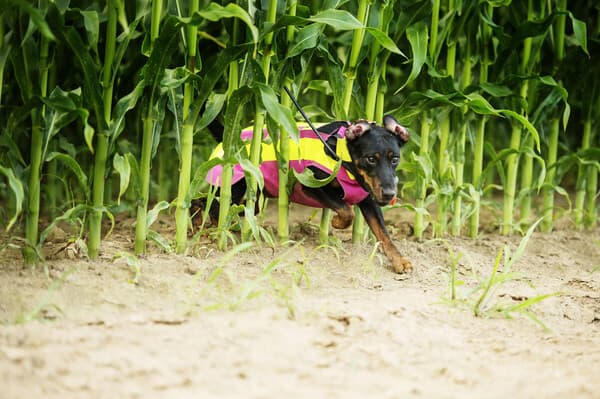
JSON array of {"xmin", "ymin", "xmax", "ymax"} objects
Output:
[
  {"xmin": 517, "ymin": 0, "xmax": 538, "ymax": 229},
  {"xmin": 541, "ymin": 117, "xmax": 559, "ymax": 232},
  {"xmin": 242, "ymin": 0, "xmax": 278, "ymax": 241},
  {"xmin": 216, "ymin": 14, "xmax": 242, "ymax": 248},
  {"xmin": 541, "ymin": 0, "xmax": 566, "ymax": 233},
  {"xmin": 502, "ymin": 3, "xmax": 533, "ymax": 236},
  {"xmin": 345, "ymin": 0, "xmax": 369, "ymax": 244},
  {"xmin": 157, "ymin": 146, "xmax": 170, "ymax": 202},
  {"xmin": 365, "ymin": 10, "xmax": 382, "ymax": 120},
  {"xmin": 45, "ymin": 66, "xmax": 59, "ymax": 220},
  {"xmin": 451, "ymin": 30, "xmax": 471, "ymax": 236},
  {"xmin": 24, "ymin": 113, "xmax": 42, "ymax": 265},
  {"xmin": 0, "ymin": 18, "xmax": 4, "ymax": 104},
  {"xmin": 89, "ymin": 0, "xmax": 117, "ymax": 259},
  {"xmin": 155, "ymin": 0, "xmax": 172, "ymax": 208},
  {"xmin": 134, "ymin": 0, "xmax": 166, "ymax": 255},
  {"xmin": 584, "ymin": 158, "xmax": 597, "ymax": 229},
  {"xmin": 277, "ymin": 0, "xmax": 297, "ymax": 243},
  {"xmin": 469, "ymin": 3, "xmax": 492, "ymax": 238},
  {"xmin": 218, "ymin": 88, "xmax": 252, "ymax": 250},
  {"xmin": 574, "ymin": 118, "xmax": 591, "ymax": 228},
  {"xmin": 574, "ymin": 7, "xmax": 597, "ymax": 230},
  {"xmin": 503, "ymin": 124, "xmax": 522, "ymax": 236},
  {"xmin": 574, "ymin": 110, "xmax": 592, "ymax": 230},
  {"xmin": 414, "ymin": 113, "xmax": 431, "ymax": 239},
  {"xmin": 151, "ymin": 0, "xmax": 162, "ymax": 43},
  {"xmin": 23, "ymin": 3, "xmax": 54, "ymax": 265},
  {"xmin": 436, "ymin": 0, "xmax": 456, "ymax": 237},
  {"xmin": 175, "ymin": 0, "xmax": 200, "ymax": 254},
  {"xmin": 430, "ymin": 0, "xmax": 440, "ymax": 61},
  {"xmin": 576, "ymin": 92, "xmax": 598, "ymax": 230}
]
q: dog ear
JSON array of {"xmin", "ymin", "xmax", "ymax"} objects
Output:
[
  {"xmin": 383, "ymin": 115, "xmax": 409, "ymax": 144},
  {"xmin": 346, "ymin": 120, "xmax": 372, "ymax": 140}
]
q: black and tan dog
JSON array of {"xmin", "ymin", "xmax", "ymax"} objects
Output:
[{"xmin": 198, "ymin": 115, "xmax": 412, "ymax": 273}]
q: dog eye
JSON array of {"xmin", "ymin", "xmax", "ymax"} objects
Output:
[
  {"xmin": 366, "ymin": 156, "xmax": 377, "ymax": 165},
  {"xmin": 391, "ymin": 156, "xmax": 399, "ymax": 166}
]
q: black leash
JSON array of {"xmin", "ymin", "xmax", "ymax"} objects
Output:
[{"xmin": 283, "ymin": 86, "xmax": 340, "ymax": 161}]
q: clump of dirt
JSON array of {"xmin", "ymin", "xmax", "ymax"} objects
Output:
[{"xmin": 1, "ymin": 204, "xmax": 599, "ymax": 398}]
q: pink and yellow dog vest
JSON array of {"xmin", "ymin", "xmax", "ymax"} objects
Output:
[{"xmin": 206, "ymin": 124, "xmax": 369, "ymax": 208}]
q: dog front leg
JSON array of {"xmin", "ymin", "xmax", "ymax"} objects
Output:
[
  {"xmin": 358, "ymin": 197, "xmax": 412, "ymax": 273},
  {"xmin": 300, "ymin": 185, "xmax": 354, "ymax": 229}
]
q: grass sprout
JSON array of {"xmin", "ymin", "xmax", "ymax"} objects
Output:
[{"xmin": 442, "ymin": 219, "xmax": 560, "ymax": 329}]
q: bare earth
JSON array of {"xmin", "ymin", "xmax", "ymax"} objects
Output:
[{"xmin": 1, "ymin": 204, "xmax": 599, "ymax": 399}]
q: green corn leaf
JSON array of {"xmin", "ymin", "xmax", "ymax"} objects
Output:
[
  {"xmin": 125, "ymin": 152, "xmax": 141, "ymax": 198},
  {"xmin": 0, "ymin": 165, "xmax": 24, "ymax": 232},
  {"xmin": 293, "ymin": 160, "xmax": 341, "ymax": 188},
  {"xmin": 413, "ymin": 153, "xmax": 433, "ymax": 183},
  {"xmin": 500, "ymin": 110, "xmax": 540, "ymax": 152},
  {"xmin": 146, "ymin": 201, "xmax": 170, "ymax": 230},
  {"xmin": 237, "ymin": 154, "xmax": 264, "ymax": 191},
  {"xmin": 287, "ymin": 23, "xmax": 321, "ymax": 58},
  {"xmin": 186, "ymin": 158, "xmax": 224, "ymax": 204},
  {"xmin": 0, "ymin": 131, "xmax": 26, "ymax": 167},
  {"xmin": 465, "ymin": 93, "xmax": 500, "ymax": 116},
  {"xmin": 45, "ymin": 152, "xmax": 88, "ymax": 194},
  {"xmin": 309, "ymin": 9, "xmax": 362, "ymax": 30},
  {"xmin": 479, "ymin": 82, "xmax": 512, "ymax": 97},
  {"xmin": 304, "ymin": 80, "xmax": 332, "ymax": 95},
  {"xmin": 6, "ymin": 0, "xmax": 56, "ymax": 41},
  {"xmin": 197, "ymin": 93, "xmax": 227, "ymax": 131},
  {"xmin": 325, "ymin": 60, "xmax": 346, "ymax": 118},
  {"xmin": 112, "ymin": 16, "xmax": 144, "ymax": 89},
  {"xmin": 38, "ymin": 204, "xmax": 88, "ymax": 246},
  {"xmin": 110, "ymin": 81, "xmax": 145, "ymax": 145},
  {"xmin": 112, "ymin": 153, "xmax": 131, "ymax": 206},
  {"xmin": 366, "ymin": 27, "xmax": 405, "ymax": 57},
  {"xmin": 185, "ymin": 44, "xmax": 250, "ymax": 126},
  {"xmin": 255, "ymin": 83, "xmax": 299, "ymax": 143},
  {"xmin": 40, "ymin": 87, "xmax": 93, "ymax": 160},
  {"xmin": 569, "ymin": 12, "xmax": 589, "ymax": 56},
  {"xmin": 181, "ymin": 3, "xmax": 259, "ymax": 43},
  {"xmin": 84, "ymin": 123, "xmax": 95, "ymax": 154},
  {"xmin": 47, "ymin": 5, "xmax": 106, "ymax": 131},
  {"xmin": 79, "ymin": 10, "xmax": 100, "ymax": 55},
  {"xmin": 148, "ymin": 230, "xmax": 174, "ymax": 253},
  {"xmin": 506, "ymin": 217, "xmax": 543, "ymax": 270},
  {"xmin": 142, "ymin": 16, "xmax": 180, "ymax": 106},
  {"xmin": 222, "ymin": 87, "xmax": 253, "ymax": 158},
  {"xmin": 503, "ymin": 293, "xmax": 560, "ymax": 314},
  {"xmin": 150, "ymin": 96, "xmax": 168, "ymax": 160},
  {"xmin": 395, "ymin": 22, "xmax": 427, "ymax": 93},
  {"xmin": 0, "ymin": 35, "xmax": 11, "ymax": 78},
  {"xmin": 162, "ymin": 66, "xmax": 202, "ymax": 89}
]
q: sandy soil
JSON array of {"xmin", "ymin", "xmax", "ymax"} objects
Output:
[{"xmin": 1, "ymin": 204, "xmax": 599, "ymax": 399}]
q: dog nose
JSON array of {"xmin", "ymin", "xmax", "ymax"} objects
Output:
[{"xmin": 381, "ymin": 188, "xmax": 396, "ymax": 203}]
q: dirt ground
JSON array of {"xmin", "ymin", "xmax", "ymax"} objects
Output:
[{"xmin": 1, "ymin": 203, "xmax": 599, "ymax": 399}]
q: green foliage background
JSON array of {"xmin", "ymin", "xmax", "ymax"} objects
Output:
[{"xmin": 0, "ymin": 0, "xmax": 598, "ymax": 263}]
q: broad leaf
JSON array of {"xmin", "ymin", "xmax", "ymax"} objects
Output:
[
  {"xmin": 309, "ymin": 9, "xmax": 362, "ymax": 30},
  {"xmin": 394, "ymin": 22, "xmax": 428, "ymax": 94},
  {"xmin": 45, "ymin": 152, "xmax": 88, "ymax": 195},
  {"xmin": 0, "ymin": 165, "xmax": 24, "ymax": 232},
  {"xmin": 113, "ymin": 153, "xmax": 131, "ymax": 205}
]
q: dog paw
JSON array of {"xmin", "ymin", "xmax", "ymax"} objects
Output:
[
  {"xmin": 331, "ymin": 213, "xmax": 353, "ymax": 229},
  {"xmin": 391, "ymin": 255, "xmax": 412, "ymax": 274}
]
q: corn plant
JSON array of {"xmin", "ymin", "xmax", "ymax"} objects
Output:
[{"xmin": 0, "ymin": 0, "xmax": 598, "ymax": 269}]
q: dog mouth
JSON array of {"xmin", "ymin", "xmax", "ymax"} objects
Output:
[
  {"xmin": 375, "ymin": 196, "xmax": 395, "ymax": 206},
  {"xmin": 372, "ymin": 190, "xmax": 397, "ymax": 206}
]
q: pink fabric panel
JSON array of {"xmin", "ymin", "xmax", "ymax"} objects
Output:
[{"xmin": 205, "ymin": 124, "xmax": 370, "ymax": 206}]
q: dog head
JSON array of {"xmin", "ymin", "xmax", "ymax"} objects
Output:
[{"xmin": 345, "ymin": 115, "xmax": 409, "ymax": 206}]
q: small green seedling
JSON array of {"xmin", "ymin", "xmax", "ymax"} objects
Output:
[{"xmin": 443, "ymin": 219, "xmax": 560, "ymax": 329}]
